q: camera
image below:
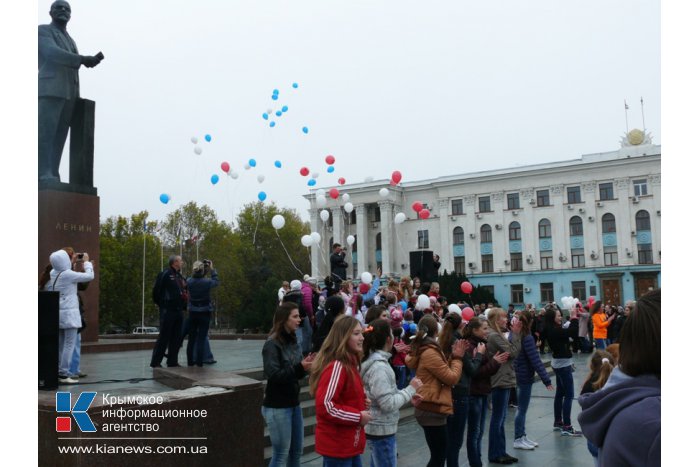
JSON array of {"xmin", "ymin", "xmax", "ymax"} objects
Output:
[
  {"xmin": 77, "ymin": 253, "xmax": 84, "ymax": 260},
  {"xmin": 203, "ymin": 259, "xmax": 211, "ymax": 265}
]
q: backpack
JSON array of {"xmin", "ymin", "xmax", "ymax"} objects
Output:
[{"xmin": 152, "ymin": 270, "xmax": 165, "ymax": 305}]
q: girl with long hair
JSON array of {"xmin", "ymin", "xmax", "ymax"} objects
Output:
[
  {"xmin": 406, "ymin": 315, "xmax": 468, "ymax": 467},
  {"xmin": 590, "ymin": 300, "xmax": 615, "ymax": 349},
  {"xmin": 513, "ymin": 311, "xmax": 553, "ymax": 451},
  {"xmin": 309, "ymin": 315, "xmax": 371, "ymax": 466},
  {"xmin": 261, "ymin": 303, "xmax": 316, "ymax": 467},
  {"xmin": 579, "ymin": 349, "xmax": 615, "ymax": 464},
  {"xmin": 360, "ymin": 319, "xmax": 423, "ymax": 467},
  {"xmin": 486, "ymin": 308, "xmax": 522, "ymax": 464}
]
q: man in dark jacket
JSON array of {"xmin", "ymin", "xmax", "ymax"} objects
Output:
[
  {"xmin": 151, "ymin": 255, "xmax": 188, "ymax": 368},
  {"xmin": 330, "ymin": 243, "xmax": 348, "ymax": 287},
  {"xmin": 186, "ymin": 260, "xmax": 219, "ymax": 367}
]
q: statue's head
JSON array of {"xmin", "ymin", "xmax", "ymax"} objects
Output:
[{"xmin": 50, "ymin": 1, "xmax": 71, "ymax": 24}]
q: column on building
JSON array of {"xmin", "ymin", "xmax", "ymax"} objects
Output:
[
  {"xmin": 379, "ymin": 201, "xmax": 394, "ymax": 275},
  {"xmin": 331, "ymin": 207, "xmax": 346, "ymax": 272},
  {"xmin": 649, "ymin": 174, "xmax": 661, "ymax": 263},
  {"xmin": 355, "ymin": 203, "xmax": 368, "ymax": 277},
  {"xmin": 614, "ymin": 178, "xmax": 634, "ymax": 266},
  {"xmin": 549, "ymin": 185, "xmax": 566, "ymax": 270},
  {"xmin": 519, "ymin": 188, "xmax": 537, "ymax": 271},
  {"xmin": 582, "ymin": 181, "xmax": 601, "ymax": 266},
  {"xmin": 464, "ymin": 195, "xmax": 477, "ymax": 271},
  {"xmin": 492, "ymin": 191, "xmax": 506, "ymax": 270},
  {"xmin": 309, "ymin": 209, "xmax": 321, "ymax": 278},
  {"xmin": 437, "ymin": 198, "xmax": 451, "ymax": 275}
]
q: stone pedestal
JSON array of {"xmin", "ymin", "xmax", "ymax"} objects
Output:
[{"xmin": 39, "ymin": 188, "xmax": 100, "ymax": 342}]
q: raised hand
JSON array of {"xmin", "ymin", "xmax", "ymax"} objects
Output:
[{"xmin": 451, "ymin": 339, "xmax": 468, "ymax": 358}]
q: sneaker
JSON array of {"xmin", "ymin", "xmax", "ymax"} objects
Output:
[
  {"xmin": 509, "ymin": 403, "xmax": 518, "ymax": 408},
  {"xmin": 503, "ymin": 453, "xmax": 518, "ymax": 463},
  {"xmin": 561, "ymin": 425, "xmax": 582, "ymax": 437},
  {"xmin": 523, "ymin": 435, "xmax": 539, "ymax": 447},
  {"xmin": 513, "ymin": 437, "xmax": 534, "ymax": 450},
  {"xmin": 58, "ymin": 376, "xmax": 79, "ymax": 384},
  {"xmin": 203, "ymin": 360, "xmax": 217, "ymax": 365},
  {"xmin": 553, "ymin": 421, "xmax": 564, "ymax": 431}
]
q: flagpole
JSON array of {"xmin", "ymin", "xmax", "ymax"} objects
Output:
[
  {"xmin": 141, "ymin": 222, "xmax": 146, "ymax": 330},
  {"xmin": 640, "ymin": 96, "xmax": 646, "ymax": 131},
  {"xmin": 624, "ymin": 99, "xmax": 629, "ymax": 134}
]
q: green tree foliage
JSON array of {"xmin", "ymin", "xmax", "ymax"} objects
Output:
[{"xmin": 438, "ymin": 270, "xmax": 499, "ymax": 307}]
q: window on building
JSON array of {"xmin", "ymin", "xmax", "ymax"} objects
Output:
[
  {"xmin": 507, "ymin": 193, "xmax": 520, "ymax": 210},
  {"xmin": 538, "ymin": 219, "xmax": 552, "ymax": 238},
  {"xmin": 454, "ymin": 256, "xmax": 466, "ymax": 274},
  {"xmin": 349, "ymin": 210, "xmax": 356, "ymax": 225},
  {"xmin": 329, "ymin": 237, "xmax": 334, "ymax": 254},
  {"xmin": 482, "ymin": 285, "xmax": 495, "ymax": 297},
  {"xmin": 511, "ymin": 253, "xmax": 523, "ymax": 271},
  {"xmin": 571, "ymin": 249, "xmax": 585, "ymax": 268},
  {"xmin": 373, "ymin": 205, "xmax": 381, "ymax": 222},
  {"xmin": 536, "ymin": 189, "xmax": 550, "ymax": 207},
  {"xmin": 567, "ymin": 186, "xmax": 582, "ymax": 204},
  {"xmin": 540, "ymin": 252, "xmax": 553, "ymax": 270},
  {"xmin": 599, "ymin": 182, "xmax": 614, "ymax": 200},
  {"xmin": 480, "ymin": 224, "xmax": 492, "ymax": 243},
  {"xmin": 633, "ymin": 179, "xmax": 648, "ymax": 197},
  {"xmin": 635, "ymin": 210, "xmax": 651, "ymax": 231},
  {"xmin": 478, "ymin": 196, "xmax": 491, "ymax": 212},
  {"xmin": 453, "ymin": 227, "xmax": 464, "ymax": 245},
  {"xmin": 376, "ymin": 232, "xmax": 382, "ymax": 251},
  {"xmin": 417, "ymin": 230, "xmax": 428, "ymax": 249},
  {"xmin": 451, "ymin": 199, "xmax": 464, "ymax": 215},
  {"xmin": 540, "ymin": 282, "xmax": 554, "ymax": 303},
  {"xmin": 481, "ymin": 254, "xmax": 493, "ymax": 273},
  {"xmin": 511, "ymin": 284, "xmax": 524, "ymax": 305},
  {"xmin": 638, "ymin": 244, "xmax": 653, "ymax": 264},
  {"xmin": 569, "ymin": 216, "xmax": 583, "ymax": 236},
  {"xmin": 572, "ymin": 281, "xmax": 586, "ymax": 300},
  {"xmin": 602, "ymin": 213, "xmax": 616, "ymax": 233},
  {"xmin": 509, "ymin": 222, "xmax": 521, "ymax": 240},
  {"xmin": 604, "ymin": 246, "xmax": 618, "ymax": 266}
]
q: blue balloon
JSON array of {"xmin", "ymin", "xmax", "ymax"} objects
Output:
[
  {"xmin": 275, "ymin": 111, "xmax": 282, "ymax": 117},
  {"xmin": 269, "ymin": 121, "xmax": 276, "ymax": 128},
  {"xmin": 282, "ymin": 105, "xmax": 288, "ymax": 112},
  {"xmin": 258, "ymin": 191, "xmax": 267, "ymax": 201},
  {"xmin": 307, "ymin": 179, "xmax": 317, "ymax": 186},
  {"xmin": 159, "ymin": 193, "xmax": 169, "ymax": 204},
  {"xmin": 292, "ymin": 83, "xmax": 299, "ymax": 88},
  {"xmin": 211, "ymin": 174, "xmax": 219, "ymax": 185},
  {"xmin": 205, "ymin": 134, "xmax": 212, "ymax": 142},
  {"xmin": 262, "ymin": 113, "xmax": 269, "ymax": 120},
  {"xmin": 273, "ymin": 89, "xmax": 279, "ymax": 95},
  {"xmin": 272, "ymin": 95, "xmax": 279, "ymax": 101},
  {"xmin": 274, "ymin": 160, "xmax": 282, "ymax": 168},
  {"xmin": 327, "ymin": 166, "xmax": 335, "ymax": 173},
  {"xmin": 302, "ymin": 126, "xmax": 309, "ymax": 134},
  {"xmin": 249, "ymin": 158, "xmax": 257, "ymax": 167}
]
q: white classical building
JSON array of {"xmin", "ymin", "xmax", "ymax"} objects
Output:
[{"xmin": 305, "ymin": 132, "xmax": 660, "ymax": 306}]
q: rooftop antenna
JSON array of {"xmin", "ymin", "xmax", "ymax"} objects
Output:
[
  {"xmin": 640, "ymin": 96, "xmax": 646, "ymax": 131},
  {"xmin": 624, "ymin": 99, "xmax": 630, "ymax": 134}
]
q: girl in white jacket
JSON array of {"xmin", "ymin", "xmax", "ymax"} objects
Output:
[{"xmin": 360, "ymin": 318, "xmax": 423, "ymax": 467}]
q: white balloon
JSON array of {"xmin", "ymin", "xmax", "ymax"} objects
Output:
[
  {"xmin": 316, "ymin": 196, "xmax": 327, "ymax": 207},
  {"xmin": 301, "ymin": 235, "xmax": 313, "ymax": 247},
  {"xmin": 271, "ymin": 215, "xmax": 285, "ymax": 230},
  {"xmin": 191, "ymin": 137, "xmax": 199, "ymax": 144},
  {"xmin": 344, "ymin": 202, "xmax": 354, "ymax": 213},
  {"xmin": 316, "ymin": 188, "xmax": 326, "ymax": 196},
  {"xmin": 394, "ymin": 212, "xmax": 406, "ymax": 224},
  {"xmin": 312, "ymin": 172, "xmax": 319, "ymax": 179},
  {"xmin": 194, "ymin": 146, "xmax": 203, "ymax": 155},
  {"xmin": 416, "ymin": 294, "xmax": 431, "ymax": 311},
  {"xmin": 361, "ymin": 271, "xmax": 373, "ymax": 284},
  {"xmin": 364, "ymin": 176, "xmax": 374, "ymax": 183},
  {"xmin": 448, "ymin": 304, "xmax": 461, "ymax": 315},
  {"xmin": 311, "ymin": 232, "xmax": 321, "ymax": 244},
  {"xmin": 244, "ymin": 163, "xmax": 251, "ymax": 170},
  {"xmin": 229, "ymin": 171, "xmax": 239, "ymax": 179},
  {"xmin": 379, "ymin": 188, "xmax": 389, "ymax": 198},
  {"xmin": 257, "ymin": 174, "xmax": 265, "ymax": 183},
  {"xmin": 346, "ymin": 235, "xmax": 355, "ymax": 245},
  {"xmin": 342, "ymin": 193, "xmax": 350, "ymax": 202},
  {"xmin": 319, "ymin": 209, "xmax": 330, "ymax": 222}
]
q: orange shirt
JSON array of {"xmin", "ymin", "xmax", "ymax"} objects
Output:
[{"xmin": 592, "ymin": 313, "xmax": 612, "ymax": 339}]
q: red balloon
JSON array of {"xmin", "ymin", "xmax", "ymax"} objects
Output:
[
  {"xmin": 391, "ymin": 170, "xmax": 402, "ymax": 184},
  {"xmin": 300, "ymin": 167, "xmax": 310, "ymax": 176},
  {"xmin": 329, "ymin": 188, "xmax": 340, "ymax": 199},
  {"xmin": 461, "ymin": 281, "xmax": 473, "ymax": 294},
  {"xmin": 338, "ymin": 177, "xmax": 346, "ymax": 185},
  {"xmin": 461, "ymin": 307, "xmax": 475, "ymax": 321},
  {"xmin": 220, "ymin": 161, "xmax": 230, "ymax": 173},
  {"xmin": 390, "ymin": 180, "xmax": 397, "ymax": 186},
  {"xmin": 412, "ymin": 201, "xmax": 423, "ymax": 213},
  {"xmin": 325, "ymin": 155, "xmax": 336, "ymax": 165},
  {"xmin": 419, "ymin": 208, "xmax": 430, "ymax": 219}
]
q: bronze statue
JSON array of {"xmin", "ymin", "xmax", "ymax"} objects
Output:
[{"xmin": 38, "ymin": 0, "xmax": 103, "ymax": 183}]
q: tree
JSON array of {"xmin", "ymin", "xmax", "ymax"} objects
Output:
[{"xmin": 438, "ymin": 270, "xmax": 498, "ymax": 307}]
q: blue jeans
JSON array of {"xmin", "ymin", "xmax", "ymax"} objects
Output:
[
  {"xmin": 554, "ymin": 366, "xmax": 575, "ymax": 426},
  {"xmin": 446, "ymin": 394, "xmax": 469, "ymax": 467},
  {"xmin": 467, "ymin": 395, "xmax": 488, "ymax": 467},
  {"xmin": 488, "ymin": 387, "xmax": 511, "ymax": 461},
  {"xmin": 69, "ymin": 332, "xmax": 81, "ymax": 375},
  {"xmin": 262, "ymin": 405, "xmax": 303, "ymax": 467},
  {"xmin": 514, "ymin": 383, "xmax": 533, "ymax": 439},
  {"xmin": 587, "ymin": 439, "xmax": 599, "ymax": 459},
  {"xmin": 594, "ymin": 338, "xmax": 609, "ymax": 350},
  {"xmin": 322, "ymin": 455, "xmax": 362, "ymax": 467},
  {"xmin": 295, "ymin": 317, "xmax": 313, "ymax": 354},
  {"xmin": 368, "ymin": 435, "xmax": 396, "ymax": 467},
  {"xmin": 394, "ymin": 365, "xmax": 407, "ymax": 389},
  {"xmin": 186, "ymin": 311, "xmax": 211, "ymax": 366}
]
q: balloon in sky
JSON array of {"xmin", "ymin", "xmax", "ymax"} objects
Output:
[
  {"xmin": 316, "ymin": 195, "xmax": 327, "ymax": 207},
  {"xmin": 249, "ymin": 158, "xmax": 257, "ymax": 167},
  {"xmin": 461, "ymin": 307, "xmax": 475, "ymax": 321},
  {"xmin": 342, "ymin": 193, "xmax": 350, "ymax": 203},
  {"xmin": 394, "ymin": 212, "xmax": 406, "ymax": 224},
  {"xmin": 205, "ymin": 134, "xmax": 212, "ymax": 142},
  {"xmin": 211, "ymin": 174, "xmax": 219, "ymax": 185},
  {"xmin": 282, "ymin": 105, "xmax": 289, "ymax": 112},
  {"xmin": 412, "ymin": 201, "xmax": 423, "ymax": 212},
  {"xmin": 269, "ymin": 121, "xmax": 276, "ymax": 128},
  {"xmin": 311, "ymin": 172, "xmax": 319, "ymax": 179},
  {"xmin": 273, "ymin": 89, "xmax": 279, "ymax": 95},
  {"xmin": 327, "ymin": 166, "xmax": 335, "ymax": 173},
  {"xmin": 391, "ymin": 171, "xmax": 402, "ymax": 184},
  {"xmin": 257, "ymin": 174, "xmax": 265, "ymax": 183},
  {"xmin": 292, "ymin": 82, "xmax": 299, "ymax": 88},
  {"xmin": 190, "ymin": 137, "xmax": 198, "ymax": 144},
  {"xmin": 419, "ymin": 208, "xmax": 430, "ymax": 219},
  {"xmin": 301, "ymin": 235, "xmax": 313, "ymax": 247},
  {"xmin": 262, "ymin": 113, "xmax": 269, "ymax": 120},
  {"xmin": 460, "ymin": 281, "xmax": 473, "ymax": 294},
  {"xmin": 159, "ymin": 193, "xmax": 170, "ymax": 204},
  {"xmin": 325, "ymin": 155, "xmax": 336, "ymax": 165},
  {"xmin": 329, "ymin": 188, "xmax": 339, "ymax": 199},
  {"xmin": 308, "ymin": 179, "xmax": 317, "ymax": 186},
  {"xmin": 319, "ymin": 209, "xmax": 330, "ymax": 222},
  {"xmin": 316, "ymin": 188, "xmax": 326, "ymax": 196},
  {"xmin": 302, "ymin": 126, "xmax": 309, "ymax": 134},
  {"xmin": 272, "ymin": 95, "xmax": 279, "ymax": 101},
  {"xmin": 364, "ymin": 176, "xmax": 374, "ymax": 183},
  {"xmin": 258, "ymin": 191, "xmax": 267, "ymax": 201},
  {"xmin": 346, "ymin": 235, "xmax": 355, "ymax": 245},
  {"xmin": 244, "ymin": 163, "xmax": 251, "ymax": 170},
  {"xmin": 194, "ymin": 146, "xmax": 203, "ymax": 155},
  {"xmin": 300, "ymin": 167, "xmax": 310, "ymax": 176},
  {"xmin": 271, "ymin": 215, "xmax": 285, "ymax": 230},
  {"xmin": 221, "ymin": 161, "xmax": 230, "ymax": 173},
  {"xmin": 379, "ymin": 188, "xmax": 389, "ymax": 198},
  {"xmin": 361, "ymin": 272, "xmax": 372, "ymax": 285},
  {"xmin": 229, "ymin": 171, "xmax": 239, "ymax": 179},
  {"xmin": 344, "ymin": 202, "xmax": 354, "ymax": 213},
  {"xmin": 274, "ymin": 160, "xmax": 282, "ymax": 168},
  {"xmin": 310, "ymin": 232, "xmax": 321, "ymax": 244},
  {"xmin": 338, "ymin": 177, "xmax": 346, "ymax": 185},
  {"xmin": 275, "ymin": 111, "xmax": 282, "ymax": 117}
]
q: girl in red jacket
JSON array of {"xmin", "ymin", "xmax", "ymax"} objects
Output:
[{"xmin": 309, "ymin": 315, "xmax": 371, "ymax": 466}]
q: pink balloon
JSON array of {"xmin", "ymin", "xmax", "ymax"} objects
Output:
[
  {"xmin": 329, "ymin": 188, "xmax": 340, "ymax": 199},
  {"xmin": 220, "ymin": 161, "xmax": 230, "ymax": 173},
  {"xmin": 461, "ymin": 307, "xmax": 475, "ymax": 321},
  {"xmin": 391, "ymin": 170, "xmax": 402, "ymax": 184},
  {"xmin": 412, "ymin": 201, "xmax": 423, "ymax": 213},
  {"xmin": 461, "ymin": 281, "xmax": 473, "ymax": 294},
  {"xmin": 325, "ymin": 155, "xmax": 336, "ymax": 165},
  {"xmin": 419, "ymin": 208, "xmax": 430, "ymax": 219}
]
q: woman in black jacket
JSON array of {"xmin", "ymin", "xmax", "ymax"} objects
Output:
[
  {"xmin": 542, "ymin": 305, "xmax": 581, "ymax": 436},
  {"xmin": 262, "ymin": 302, "xmax": 315, "ymax": 466}
]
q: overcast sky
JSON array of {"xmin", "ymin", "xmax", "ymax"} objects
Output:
[{"xmin": 37, "ymin": 0, "xmax": 660, "ymax": 225}]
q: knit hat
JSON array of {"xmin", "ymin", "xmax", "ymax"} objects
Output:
[
  {"xmin": 325, "ymin": 295, "xmax": 345, "ymax": 316},
  {"xmin": 390, "ymin": 307, "xmax": 404, "ymax": 329},
  {"xmin": 359, "ymin": 283, "xmax": 370, "ymax": 294},
  {"xmin": 290, "ymin": 280, "xmax": 302, "ymax": 291},
  {"xmin": 303, "ymin": 274, "xmax": 310, "ymax": 282}
]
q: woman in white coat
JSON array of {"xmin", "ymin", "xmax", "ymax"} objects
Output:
[{"xmin": 44, "ymin": 249, "xmax": 94, "ymax": 384}]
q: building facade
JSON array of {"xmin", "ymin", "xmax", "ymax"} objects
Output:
[{"xmin": 305, "ymin": 136, "xmax": 660, "ymax": 307}]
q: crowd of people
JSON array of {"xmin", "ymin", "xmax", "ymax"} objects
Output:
[{"xmin": 263, "ymin": 270, "xmax": 661, "ymax": 467}]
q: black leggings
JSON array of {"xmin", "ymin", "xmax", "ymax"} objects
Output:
[{"xmin": 422, "ymin": 424, "xmax": 447, "ymax": 467}]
